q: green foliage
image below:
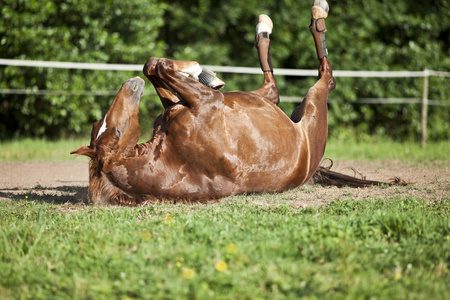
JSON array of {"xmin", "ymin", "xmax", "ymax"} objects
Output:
[
  {"xmin": 0, "ymin": 0, "xmax": 167, "ymax": 137},
  {"xmin": 0, "ymin": 197, "xmax": 448, "ymax": 298},
  {"xmin": 0, "ymin": 0, "xmax": 449, "ymax": 140},
  {"xmin": 325, "ymin": 0, "xmax": 450, "ymax": 140}
]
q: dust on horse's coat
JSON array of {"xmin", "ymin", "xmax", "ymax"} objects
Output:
[{"xmin": 71, "ymin": 10, "xmax": 336, "ymax": 206}]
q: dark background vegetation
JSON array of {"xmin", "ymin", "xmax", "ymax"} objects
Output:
[{"xmin": 0, "ymin": 0, "xmax": 449, "ymax": 141}]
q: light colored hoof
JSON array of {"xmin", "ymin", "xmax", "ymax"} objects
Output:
[
  {"xmin": 208, "ymin": 78, "xmax": 225, "ymax": 90},
  {"xmin": 256, "ymin": 14, "xmax": 273, "ymax": 35},
  {"xmin": 257, "ymin": 14, "xmax": 273, "ymax": 30},
  {"xmin": 311, "ymin": 0, "xmax": 329, "ymax": 19}
]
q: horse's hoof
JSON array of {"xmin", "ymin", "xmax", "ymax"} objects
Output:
[
  {"xmin": 311, "ymin": 0, "xmax": 329, "ymax": 19},
  {"xmin": 256, "ymin": 14, "xmax": 273, "ymax": 35},
  {"xmin": 198, "ymin": 68, "xmax": 225, "ymax": 90}
]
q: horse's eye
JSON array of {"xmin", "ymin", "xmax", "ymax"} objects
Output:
[{"xmin": 116, "ymin": 128, "xmax": 121, "ymax": 137}]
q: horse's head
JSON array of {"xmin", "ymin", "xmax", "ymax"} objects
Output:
[{"xmin": 71, "ymin": 77, "xmax": 144, "ymax": 171}]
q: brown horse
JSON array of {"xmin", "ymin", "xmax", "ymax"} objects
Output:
[{"xmin": 71, "ymin": 3, "xmax": 338, "ymax": 205}]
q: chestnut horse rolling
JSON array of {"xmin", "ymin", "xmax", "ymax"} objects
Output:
[{"xmin": 71, "ymin": 1, "xmax": 336, "ymax": 205}]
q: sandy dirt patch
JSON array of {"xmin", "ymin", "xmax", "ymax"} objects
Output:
[
  {"xmin": 0, "ymin": 161, "xmax": 89, "ymax": 204},
  {"xmin": 0, "ymin": 160, "xmax": 448, "ymax": 207}
]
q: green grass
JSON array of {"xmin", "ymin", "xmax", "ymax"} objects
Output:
[
  {"xmin": 1, "ymin": 138, "xmax": 448, "ymax": 298},
  {"xmin": 0, "ymin": 138, "xmax": 87, "ymax": 162},
  {"xmin": 324, "ymin": 139, "xmax": 450, "ymax": 162},
  {"xmin": 0, "ymin": 197, "xmax": 448, "ymax": 299},
  {"xmin": 0, "ymin": 138, "xmax": 449, "ymax": 162}
]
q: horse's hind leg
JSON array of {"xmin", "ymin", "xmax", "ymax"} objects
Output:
[
  {"xmin": 310, "ymin": 0, "xmax": 330, "ymax": 60},
  {"xmin": 291, "ymin": 0, "xmax": 335, "ymax": 180},
  {"xmin": 291, "ymin": 58, "xmax": 335, "ymax": 123},
  {"xmin": 251, "ymin": 14, "xmax": 279, "ymax": 105},
  {"xmin": 292, "ymin": 0, "xmax": 335, "ymax": 124}
]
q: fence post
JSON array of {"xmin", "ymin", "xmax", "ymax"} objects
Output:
[{"xmin": 421, "ymin": 68, "xmax": 429, "ymax": 146}]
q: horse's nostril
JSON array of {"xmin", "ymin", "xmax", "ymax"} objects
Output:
[{"xmin": 132, "ymin": 84, "xmax": 138, "ymax": 91}]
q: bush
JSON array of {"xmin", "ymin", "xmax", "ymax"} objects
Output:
[{"xmin": 0, "ymin": 0, "xmax": 167, "ymax": 137}]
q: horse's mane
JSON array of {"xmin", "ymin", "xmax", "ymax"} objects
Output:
[
  {"xmin": 87, "ymin": 159, "xmax": 141, "ymax": 206},
  {"xmin": 87, "ymin": 159, "xmax": 219, "ymax": 205}
]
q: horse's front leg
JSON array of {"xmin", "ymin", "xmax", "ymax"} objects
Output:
[
  {"xmin": 142, "ymin": 57, "xmax": 179, "ymax": 109},
  {"xmin": 144, "ymin": 57, "xmax": 201, "ymax": 77},
  {"xmin": 143, "ymin": 58, "xmax": 224, "ymax": 110}
]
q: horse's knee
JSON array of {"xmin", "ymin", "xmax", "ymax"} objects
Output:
[
  {"xmin": 155, "ymin": 58, "xmax": 174, "ymax": 78},
  {"xmin": 143, "ymin": 57, "xmax": 159, "ymax": 76}
]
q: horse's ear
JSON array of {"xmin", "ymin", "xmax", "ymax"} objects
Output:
[{"xmin": 70, "ymin": 146, "xmax": 95, "ymax": 159}]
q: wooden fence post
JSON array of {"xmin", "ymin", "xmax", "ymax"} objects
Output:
[{"xmin": 421, "ymin": 68, "xmax": 429, "ymax": 146}]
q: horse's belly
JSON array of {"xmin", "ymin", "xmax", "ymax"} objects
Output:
[
  {"xmin": 204, "ymin": 103, "xmax": 301, "ymax": 192},
  {"xmin": 128, "ymin": 98, "xmax": 303, "ymax": 199}
]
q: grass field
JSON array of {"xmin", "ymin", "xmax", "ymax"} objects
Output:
[
  {"xmin": 1, "ymin": 197, "xmax": 448, "ymax": 299},
  {"xmin": 0, "ymin": 139, "xmax": 449, "ymax": 299},
  {"xmin": 0, "ymin": 138, "xmax": 449, "ymax": 162}
]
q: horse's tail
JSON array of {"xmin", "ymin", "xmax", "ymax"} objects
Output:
[{"xmin": 310, "ymin": 159, "xmax": 408, "ymax": 188}]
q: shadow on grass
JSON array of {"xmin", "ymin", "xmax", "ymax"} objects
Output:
[{"xmin": 0, "ymin": 186, "xmax": 90, "ymax": 205}]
